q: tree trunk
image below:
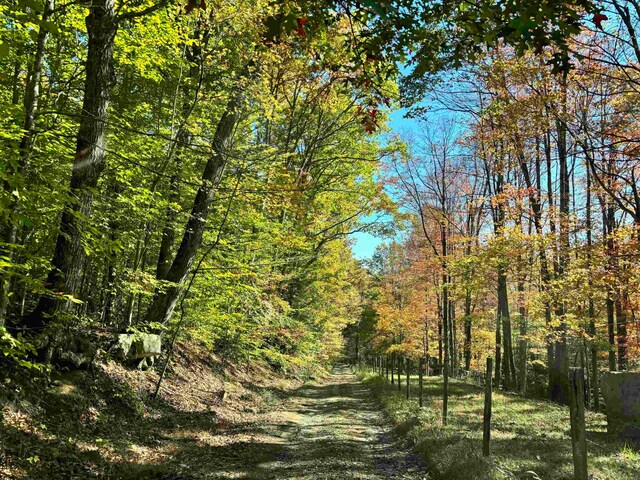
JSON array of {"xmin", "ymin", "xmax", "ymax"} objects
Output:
[
  {"xmin": 103, "ymin": 230, "xmax": 118, "ymax": 326},
  {"xmin": 615, "ymin": 294, "xmax": 628, "ymax": 371},
  {"xmin": 24, "ymin": 0, "xmax": 117, "ymax": 335},
  {"xmin": 497, "ymin": 267, "xmax": 514, "ymax": 389},
  {"xmin": 156, "ymin": 161, "xmax": 181, "ymax": 280},
  {"xmin": 603, "ymin": 202, "xmax": 617, "ymax": 372},
  {"xmin": 585, "ymin": 154, "xmax": 599, "ymax": 409},
  {"xmin": 464, "ymin": 289, "xmax": 472, "ymax": 371},
  {"xmin": 517, "ymin": 276, "xmax": 527, "ymax": 395},
  {"xmin": 144, "ymin": 92, "xmax": 241, "ymax": 325},
  {"xmin": 494, "ymin": 295, "xmax": 502, "ymax": 390},
  {"xmin": 449, "ymin": 298, "xmax": 457, "ymax": 375},
  {"xmin": 441, "ymin": 222, "xmax": 449, "ymax": 378},
  {"xmin": 0, "ymin": 0, "xmax": 55, "ymax": 323},
  {"xmin": 549, "ymin": 87, "xmax": 570, "ymax": 404},
  {"xmin": 520, "ymin": 145, "xmax": 554, "ymax": 398},
  {"xmin": 437, "ymin": 294, "xmax": 443, "ymax": 368},
  {"xmin": 156, "ymin": 38, "xmax": 202, "ymax": 280}
]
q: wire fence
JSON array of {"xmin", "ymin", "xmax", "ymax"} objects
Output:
[{"xmin": 358, "ymin": 354, "xmax": 595, "ymax": 480}]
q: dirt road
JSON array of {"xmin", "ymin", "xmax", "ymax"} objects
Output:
[{"xmin": 198, "ymin": 366, "xmax": 427, "ymax": 479}]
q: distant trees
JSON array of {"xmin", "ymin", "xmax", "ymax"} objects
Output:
[{"xmin": 368, "ymin": 5, "xmax": 640, "ymax": 403}]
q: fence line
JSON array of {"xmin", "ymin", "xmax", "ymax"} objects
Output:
[{"xmin": 359, "ymin": 354, "xmax": 592, "ymax": 479}]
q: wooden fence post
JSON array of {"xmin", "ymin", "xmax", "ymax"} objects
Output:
[
  {"xmin": 406, "ymin": 358, "xmax": 410, "ymax": 399},
  {"xmin": 483, "ymin": 357, "xmax": 493, "ymax": 457},
  {"xmin": 569, "ymin": 367, "xmax": 588, "ymax": 480},
  {"xmin": 443, "ymin": 356, "xmax": 449, "ymax": 425},
  {"xmin": 419, "ymin": 357, "xmax": 424, "ymax": 407}
]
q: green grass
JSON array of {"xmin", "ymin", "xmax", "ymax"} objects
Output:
[{"xmin": 361, "ymin": 371, "xmax": 640, "ymax": 480}]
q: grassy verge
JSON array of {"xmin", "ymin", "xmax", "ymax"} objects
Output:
[{"xmin": 361, "ymin": 371, "xmax": 640, "ymax": 480}]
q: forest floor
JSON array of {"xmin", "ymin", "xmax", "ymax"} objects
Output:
[{"xmin": 1, "ymin": 345, "xmax": 427, "ymax": 480}]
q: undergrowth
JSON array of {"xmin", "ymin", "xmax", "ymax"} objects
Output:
[{"xmin": 0, "ymin": 341, "xmax": 306, "ymax": 479}]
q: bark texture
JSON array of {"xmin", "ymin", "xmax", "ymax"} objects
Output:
[{"xmin": 25, "ymin": 0, "xmax": 118, "ymax": 334}]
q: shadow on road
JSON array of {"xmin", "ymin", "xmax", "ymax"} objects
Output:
[{"xmin": 148, "ymin": 365, "xmax": 427, "ymax": 479}]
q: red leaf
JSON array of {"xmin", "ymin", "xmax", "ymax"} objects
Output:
[
  {"xmin": 593, "ymin": 13, "xmax": 607, "ymax": 29},
  {"xmin": 296, "ymin": 18, "xmax": 307, "ymax": 37},
  {"xmin": 184, "ymin": 0, "xmax": 205, "ymax": 15}
]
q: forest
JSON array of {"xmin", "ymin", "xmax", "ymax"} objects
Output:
[{"xmin": 1, "ymin": 0, "xmax": 640, "ymax": 479}]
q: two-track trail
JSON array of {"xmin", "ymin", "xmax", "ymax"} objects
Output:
[{"xmin": 199, "ymin": 366, "xmax": 428, "ymax": 480}]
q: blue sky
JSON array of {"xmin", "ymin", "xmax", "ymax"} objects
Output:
[
  {"xmin": 350, "ymin": 230, "xmax": 382, "ymax": 260},
  {"xmin": 349, "ymin": 108, "xmax": 421, "ymax": 260}
]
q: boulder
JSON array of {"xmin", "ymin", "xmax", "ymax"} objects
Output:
[
  {"xmin": 116, "ymin": 333, "xmax": 161, "ymax": 360},
  {"xmin": 601, "ymin": 372, "xmax": 640, "ymax": 441}
]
